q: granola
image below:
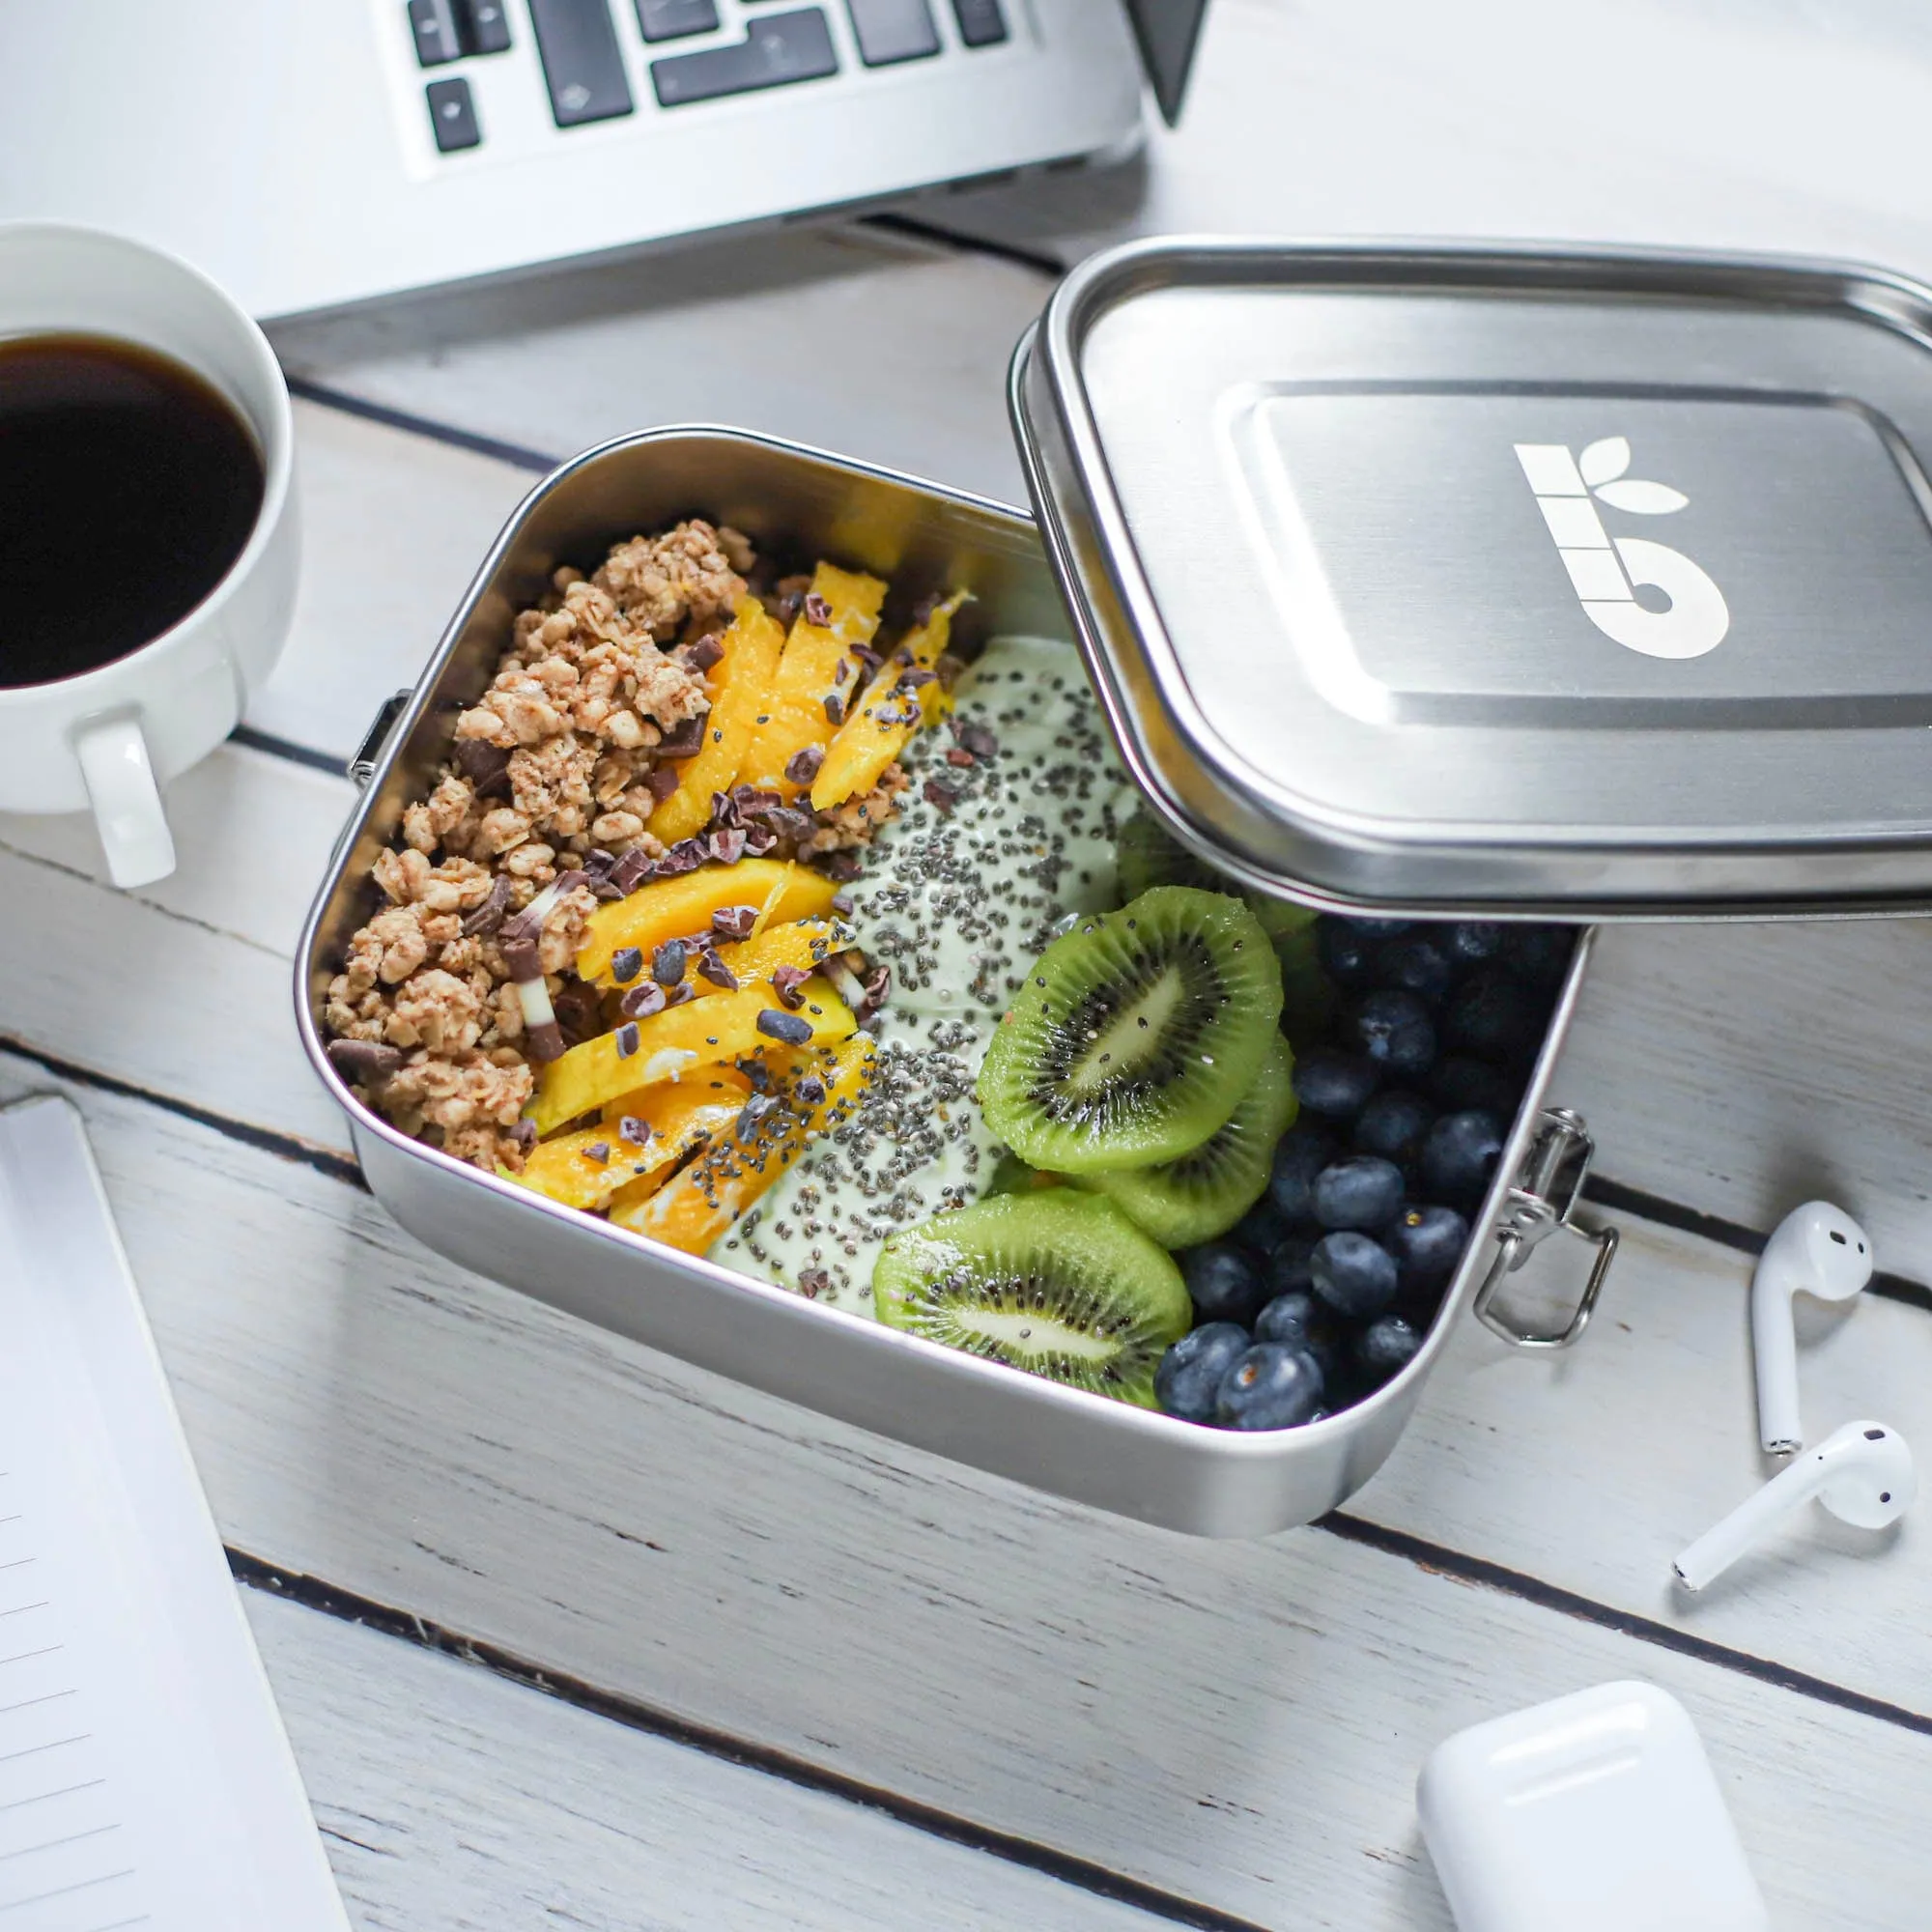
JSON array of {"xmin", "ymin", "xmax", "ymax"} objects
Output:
[{"xmin": 324, "ymin": 524, "xmax": 933, "ymax": 1179}]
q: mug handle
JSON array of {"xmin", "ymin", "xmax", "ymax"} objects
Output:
[{"xmin": 72, "ymin": 715, "xmax": 176, "ymax": 888}]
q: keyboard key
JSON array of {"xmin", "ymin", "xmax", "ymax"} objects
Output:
[
  {"xmin": 529, "ymin": 0, "xmax": 635, "ymax": 125},
  {"xmin": 407, "ymin": 0, "xmax": 464, "ymax": 65},
  {"xmin": 846, "ymin": 0, "xmax": 938, "ymax": 65},
  {"xmin": 950, "ymin": 0, "xmax": 1006, "ymax": 46},
  {"xmin": 425, "ymin": 76, "xmax": 483, "ymax": 150},
  {"xmin": 635, "ymin": 0, "xmax": 719, "ymax": 41},
  {"xmin": 651, "ymin": 8, "xmax": 837, "ymax": 104},
  {"xmin": 458, "ymin": 0, "xmax": 514, "ymax": 53}
]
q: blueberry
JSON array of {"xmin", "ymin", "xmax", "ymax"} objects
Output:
[
  {"xmin": 1264, "ymin": 1235, "xmax": 1317, "ymax": 1298},
  {"xmin": 1506, "ymin": 924, "xmax": 1575, "ymax": 986},
  {"xmin": 1386, "ymin": 1203, "xmax": 1469, "ymax": 1287},
  {"xmin": 1291, "ymin": 1049, "xmax": 1379, "ymax": 1121},
  {"xmin": 1375, "ymin": 935, "xmax": 1453, "ymax": 1004},
  {"xmin": 1446, "ymin": 922, "xmax": 1503, "ymax": 964},
  {"xmin": 1310, "ymin": 1231, "xmax": 1401, "ymax": 1318},
  {"xmin": 1420, "ymin": 1110, "xmax": 1506, "ymax": 1207},
  {"xmin": 1349, "ymin": 989, "xmax": 1436, "ymax": 1078},
  {"xmin": 1312, "ymin": 1154, "xmax": 1406, "ymax": 1231},
  {"xmin": 1267, "ymin": 1122, "xmax": 1336, "ymax": 1218},
  {"xmin": 1428, "ymin": 1055, "xmax": 1521, "ymax": 1118},
  {"xmin": 1233, "ymin": 1195, "xmax": 1293, "ymax": 1259},
  {"xmin": 1155, "ymin": 1322, "xmax": 1252, "ymax": 1424},
  {"xmin": 1445, "ymin": 968, "xmax": 1539, "ymax": 1064},
  {"xmin": 1355, "ymin": 1316, "xmax": 1422, "ymax": 1383},
  {"xmin": 1181, "ymin": 1242, "xmax": 1268, "ymax": 1326},
  {"xmin": 1354, "ymin": 1090, "xmax": 1434, "ymax": 1164},
  {"xmin": 1255, "ymin": 1288, "xmax": 1339, "ymax": 1376},
  {"xmin": 1348, "ymin": 917, "xmax": 1412, "ymax": 938},
  {"xmin": 1315, "ymin": 918, "xmax": 1378, "ymax": 988},
  {"xmin": 1214, "ymin": 1343, "xmax": 1326, "ymax": 1431}
]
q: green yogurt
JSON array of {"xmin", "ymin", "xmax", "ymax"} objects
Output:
[{"xmin": 714, "ymin": 635, "xmax": 1135, "ymax": 1315}]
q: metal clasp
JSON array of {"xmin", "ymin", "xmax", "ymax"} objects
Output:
[
  {"xmin": 1472, "ymin": 1106, "xmax": 1619, "ymax": 1351},
  {"xmin": 349, "ymin": 689, "xmax": 413, "ymax": 789}
]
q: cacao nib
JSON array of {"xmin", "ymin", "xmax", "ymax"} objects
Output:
[
  {"xmin": 453, "ymin": 738, "xmax": 512, "ymax": 798},
  {"xmin": 461, "ymin": 873, "xmax": 514, "ymax": 938},
  {"xmin": 656, "ymin": 713, "xmax": 707, "ymax": 759},
  {"xmin": 612, "ymin": 848, "xmax": 655, "ymax": 893},
  {"xmin": 326, "ymin": 1038, "xmax": 403, "ymax": 1082},
  {"xmin": 620, "ymin": 981, "xmax": 667, "ymax": 1020}
]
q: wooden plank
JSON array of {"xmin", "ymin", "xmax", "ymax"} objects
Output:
[
  {"xmin": 3, "ymin": 1050, "xmax": 1927, "ymax": 1927},
  {"xmin": 0, "ymin": 744, "xmax": 355, "ymax": 1156},
  {"xmin": 270, "ymin": 223, "xmax": 1052, "ymax": 511},
  {"xmin": 936, "ymin": 0, "xmax": 1932, "ymax": 274},
  {"xmin": 248, "ymin": 1590, "xmax": 1169, "ymax": 1932},
  {"xmin": 1558, "ymin": 916, "xmax": 1932, "ymax": 1258}
]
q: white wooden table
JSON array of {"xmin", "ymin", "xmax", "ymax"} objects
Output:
[{"xmin": 11, "ymin": 4, "xmax": 1932, "ymax": 1924}]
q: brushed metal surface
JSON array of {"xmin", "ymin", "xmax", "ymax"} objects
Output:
[
  {"xmin": 1011, "ymin": 240, "xmax": 1932, "ymax": 917},
  {"xmin": 296, "ymin": 425, "xmax": 1592, "ymax": 1536}
]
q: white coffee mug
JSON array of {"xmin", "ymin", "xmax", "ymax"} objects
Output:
[{"xmin": 0, "ymin": 222, "xmax": 298, "ymax": 887}]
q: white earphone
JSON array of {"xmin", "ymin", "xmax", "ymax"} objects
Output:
[
  {"xmin": 1673, "ymin": 1420, "xmax": 1916, "ymax": 1592},
  {"xmin": 1749, "ymin": 1200, "xmax": 1872, "ymax": 1455}
]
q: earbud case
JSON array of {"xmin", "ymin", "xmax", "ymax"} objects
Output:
[{"xmin": 1417, "ymin": 1680, "xmax": 1769, "ymax": 1932}]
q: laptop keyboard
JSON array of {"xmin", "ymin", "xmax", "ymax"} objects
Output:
[{"xmin": 407, "ymin": 0, "xmax": 1006, "ymax": 151}]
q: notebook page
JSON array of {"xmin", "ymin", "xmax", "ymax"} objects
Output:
[{"xmin": 0, "ymin": 1094, "xmax": 352, "ymax": 1932}]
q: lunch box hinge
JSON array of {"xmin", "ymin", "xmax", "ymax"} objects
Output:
[
  {"xmin": 1472, "ymin": 1107, "xmax": 1619, "ymax": 1351},
  {"xmin": 349, "ymin": 689, "xmax": 413, "ymax": 789}
]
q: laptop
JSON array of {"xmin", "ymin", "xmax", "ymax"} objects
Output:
[{"xmin": 0, "ymin": 0, "xmax": 1204, "ymax": 321}]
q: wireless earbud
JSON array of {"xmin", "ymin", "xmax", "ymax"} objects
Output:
[
  {"xmin": 1750, "ymin": 1201, "xmax": 1872, "ymax": 1455},
  {"xmin": 1673, "ymin": 1420, "xmax": 1915, "ymax": 1593}
]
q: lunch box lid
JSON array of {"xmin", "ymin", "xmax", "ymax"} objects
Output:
[{"xmin": 1008, "ymin": 240, "xmax": 1932, "ymax": 918}]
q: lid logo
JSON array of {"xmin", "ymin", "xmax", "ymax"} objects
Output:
[{"xmin": 1515, "ymin": 438, "xmax": 1730, "ymax": 660}]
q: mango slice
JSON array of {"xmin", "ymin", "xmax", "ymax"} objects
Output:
[
  {"xmin": 647, "ymin": 597, "xmax": 786, "ymax": 846},
  {"xmin": 685, "ymin": 916, "xmax": 849, "ymax": 1005},
  {"xmin": 613, "ymin": 1034, "xmax": 876, "ymax": 1253},
  {"xmin": 811, "ymin": 590, "xmax": 968, "ymax": 810},
  {"xmin": 576, "ymin": 859, "xmax": 838, "ymax": 983},
  {"xmin": 738, "ymin": 562, "xmax": 887, "ymax": 797},
  {"xmin": 518, "ymin": 1076, "xmax": 753, "ymax": 1211},
  {"xmin": 531, "ymin": 976, "xmax": 856, "ymax": 1134},
  {"xmin": 599, "ymin": 1065, "xmax": 751, "ymax": 1126}
]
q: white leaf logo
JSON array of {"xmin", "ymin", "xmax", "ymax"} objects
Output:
[
  {"xmin": 1592, "ymin": 477, "xmax": 1690, "ymax": 515},
  {"xmin": 1578, "ymin": 436, "xmax": 1631, "ymax": 487}
]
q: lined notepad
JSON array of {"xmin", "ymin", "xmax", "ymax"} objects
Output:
[{"xmin": 0, "ymin": 1094, "xmax": 352, "ymax": 1932}]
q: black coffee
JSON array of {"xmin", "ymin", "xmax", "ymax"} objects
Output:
[{"xmin": 0, "ymin": 333, "xmax": 265, "ymax": 690}]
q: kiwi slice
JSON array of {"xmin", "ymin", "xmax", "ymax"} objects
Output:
[
  {"xmin": 1117, "ymin": 809, "xmax": 1321, "ymax": 1004},
  {"xmin": 1116, "ymin": 808, "xmax": 1227, "ymax": 899},
  {"xmin": 1274, "ymin": 923, "xmax": 1339, "ymax": 1043},
  {"xmin": 985, "ymin": 1152, "xmax": 1060, "ymax": 1196},
  {"xmin": 979, "ymin": 885, "xmax": 1283, "ymax": 1174},
  {"xmin": 1076, "ymin": 1035, "xmax": 1296, "ymax": 1248},
  {"xmin": 872, "ymin": 1190, "xmax": 1191, "ymax": 1406}
]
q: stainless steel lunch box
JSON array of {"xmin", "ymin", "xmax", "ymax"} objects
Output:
[
  {"xmin": 301, "ymin": 240, "xmax": 1932, "ymax": 1534},
  {"xmin": 297, "ymin": 424, "xmax": 1606, "ymax": 1537}
]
